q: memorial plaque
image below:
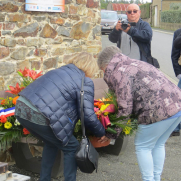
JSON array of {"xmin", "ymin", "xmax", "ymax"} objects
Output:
[{"xmin": 25, "ymin": 0, "xmax": 65, "ymax": 12}]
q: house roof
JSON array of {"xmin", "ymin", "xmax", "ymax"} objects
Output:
[{"xmin": 112, "ymin": 3, "xmax": 141, "ymax": 11}]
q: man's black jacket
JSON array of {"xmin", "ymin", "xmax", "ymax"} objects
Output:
[
  {"xmin": 109, "ymin": 19, "xmax": 152, "ymax": 62},
  {"xmin": 171, "ymin": 28, "xmax": 181, "ymax": 77}
]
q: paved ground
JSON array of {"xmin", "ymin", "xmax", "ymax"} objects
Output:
[
  {"xmin": 75, "ymin": 134, "xmax": 181, "ymax": 181},
  {"xmin": 8, "ymin": 133, "xmax": 181, "ymax": 181}
]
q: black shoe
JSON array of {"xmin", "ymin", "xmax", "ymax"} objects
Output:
[{"xmin": 170, "ymin": 131, "xmax": 180, "ymax": 137}]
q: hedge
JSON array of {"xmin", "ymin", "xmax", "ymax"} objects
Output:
[
  {"xmin": 161, "ymin": 10, "xmax": 181, "ymax": 23},
  {"xmin": 140, "ymin": 3, "xmax": 151, "ymax": 19}
]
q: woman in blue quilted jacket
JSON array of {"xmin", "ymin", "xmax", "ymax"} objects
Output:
[{"xmin": 15, "ymin": 52, "xmax": 107, "ymax": 181}]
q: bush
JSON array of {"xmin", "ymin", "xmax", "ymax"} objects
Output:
[
  {"xmin": 140, "ymin": 3, "xmax": 151, "ymax": 19},
  {"xmin": 100, "ymin": 0, "xmax": 108, "ymax": 10},
  {"xmin": 161, "ymin": 10, "xmax": 181, "ymax": 23}
]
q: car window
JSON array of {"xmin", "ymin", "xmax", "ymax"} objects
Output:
[
  {"xmin": 101, "ymin": 12, "xmax": 118, "ymax": 20},
  {"xmin": 118, "ymin": 14, "xmax": 127, "ymax": 20}
]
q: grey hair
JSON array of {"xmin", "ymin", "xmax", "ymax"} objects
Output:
[
  {"xmin": 97, "ymin": 46, "xmax": 122, "ymax": 70},
  {"xmin": 127, "ymin": 4, "xmax": 140, "ymax": 11}
]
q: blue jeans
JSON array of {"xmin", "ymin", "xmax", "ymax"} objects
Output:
[
  {"xmin": 173, "ymin": 78, "xmax": 181, "ymax": 132},
  {"xmin": 134, "ymin": 115, "xmax": 181, "ymax": 181},
  {"xmin": 16, "ymin": 116, "xmax": 79, "ymax": 181}
]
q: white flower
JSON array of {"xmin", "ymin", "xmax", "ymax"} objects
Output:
[{"xmin": 14, "ymin": 119, "xmax": 21, "ymax": 126}]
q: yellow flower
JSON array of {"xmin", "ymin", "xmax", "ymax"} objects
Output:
[
  {"xmin": 104, "ymin": 112, "xmax": 109, "ymax": 116},
  {"xmin": 127, "ymin": 119, "xmax": 131, "ymax": 124},
  {"xmin": 4, "ymin": 122, "xmax": 12, "ymax": 129},
  {"xmin": 8, "ymin": 97, "xmax": 13, "ymax": 101},
  {"xmin": 100, "ymin": 104, "xmax": 110, "ymax": 111},
  {"xmin": 100, "ymin": 104, "xmax": 110, "ymax": 115},
  {"xmin": 123, "ymin": 126, "xmax": 132, "ymax": 135}
]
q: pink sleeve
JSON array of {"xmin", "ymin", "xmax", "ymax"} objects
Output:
[{"xmin": 115, "ymin": 75, "xmax": 133, "ymax": 117}]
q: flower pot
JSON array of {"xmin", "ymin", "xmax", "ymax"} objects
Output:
[
  {"xmin": 89, "ymin": 136, "xmax": 110, "ymax": 148},
  {"xmin": 96, "ymin": 135, "xmax": 129, "ymax": 156},
  {"xmin": 12, "ymin": 140, "xmax": 64, "ymax": 179}
]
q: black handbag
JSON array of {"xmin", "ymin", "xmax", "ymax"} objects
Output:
[
  {"xmin": 146, "ymin": 56, "xmax": 160, "ymax": 69},
  {"xmin": 75, "ymin": 76, "xmax": 99, "ymax": 173}
]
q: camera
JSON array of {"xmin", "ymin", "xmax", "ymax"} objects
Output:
[{"xmin": 120, "ymin": 19, "xmax": 136, "ymax": 30}]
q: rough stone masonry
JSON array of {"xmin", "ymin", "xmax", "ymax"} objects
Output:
[{"xmin": 0, "ymin": 0, "xmax": 103, "ymax": 91}]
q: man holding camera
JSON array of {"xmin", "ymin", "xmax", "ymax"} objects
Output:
[{"xmin": 109, "ymin": 4, "xmax": 152, "ymax": 62}]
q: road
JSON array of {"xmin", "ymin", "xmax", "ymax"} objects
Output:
[{"xmin": 101, "ymin": 29, "xmax": 178, "ymax": 84}]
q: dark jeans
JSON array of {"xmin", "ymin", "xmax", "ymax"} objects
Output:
[{"xmin": 16, "ymin": 116, "xmax": 79, "ymax": 181}]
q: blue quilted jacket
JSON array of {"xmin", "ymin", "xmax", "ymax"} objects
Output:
[{"xmin": 19, "ymin": 64, "xmax": 105, "ymax": 146}]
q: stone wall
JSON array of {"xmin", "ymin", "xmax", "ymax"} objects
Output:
[
  {"xmin": 0, "ymin": 0, "xmax": 103, "ymax": 91},
  {"xmin": 160, "ymin": 22, "xmax": 181, "ymax": 31},
  {"xmin": 162, "ymin": 0, "xmax": 181, "ymax": 11}
]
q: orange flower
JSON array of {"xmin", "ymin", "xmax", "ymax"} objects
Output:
[
  {"xmin": 23, "ymin": 128, "xmax": 30, "ymax": 135},
  {"xmin": 6, "ymin": 83, "xmax": 25, "ymax": 95},
  {"xmin": 13, "ymin": 96, "xmax": 19, "ymax": 105},
  {"xmin": 18, "ymin": 67, "xmax": 29, "ymax": 77},
  {"xmin": 0, "ymin": 99, "xmax": 6, "ymax": 105},
  {"xmin": 0, "ymin": 115, "xmax": 7, "ymax": 123},
  {"xmin": 28, "ymin": 70, "xmax": 43, "ymax": 80},
  {"xmin": 94, "ymin": 102, "xmax": 105, "ymax": 109}
]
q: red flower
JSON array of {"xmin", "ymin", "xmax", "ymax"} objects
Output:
[
  {"xmin": 6, "ymin": 83, "xmax": 25, "ymax": 95},
  {"xmin": 28, "ymin": 70, "xmax": 43, "ymax": 80},
  {"xmin": 18, "ymin": 67, "xmax": 29, "ymax": 77},
  {"xmin": 0, "ymin": 99, "xmax": 6, "ymax": 105},
  {"xmin": 23, "ymin": 128, "xmax": 30, "ymax": 135},
  {"xmin": 0, "ymin": 115, "xmax": 7, "ymax": 123}
]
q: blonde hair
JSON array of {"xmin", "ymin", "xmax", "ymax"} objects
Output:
[{"xmin": 64, "ymin": 52, "xmax": 99, "ymax": 78}]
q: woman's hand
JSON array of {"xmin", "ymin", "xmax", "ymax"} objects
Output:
[{"xmin": 97, "ymin": 136, "xmax": 110, "ymax": 143}]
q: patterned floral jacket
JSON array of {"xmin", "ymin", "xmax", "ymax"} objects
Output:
[{"xmin": 104, "ymin": 53, "xmax": 181, "ymax": 125}]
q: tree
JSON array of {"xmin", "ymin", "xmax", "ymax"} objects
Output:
[
  {"xmin": 100, "ymin": 0, "xmax": 109, "ymax": 9},
  {"xmin": 130, "ymin": 0, "xmax": 134, "ymax": 3},
  {"xmin": 135, "ymin": 0, "xmax": 141, "ymax": 4}
]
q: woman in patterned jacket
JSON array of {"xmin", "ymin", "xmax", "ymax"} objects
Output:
[{"xmin": 98, "ymin": 46, "xmax": 181, "ymax": 181}]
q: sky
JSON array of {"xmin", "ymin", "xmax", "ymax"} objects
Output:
[{"xmin": 143, "ymin": 0, "xmax": 151, "ymax": 2}]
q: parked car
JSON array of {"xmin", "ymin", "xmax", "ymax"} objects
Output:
[
  {"xmin": 118, "ymin": 14, "xmax": 127, "ymax": 20},
  {"xmin": 101, "ymin": 10, "xmax": 118, "ymax": 34}
]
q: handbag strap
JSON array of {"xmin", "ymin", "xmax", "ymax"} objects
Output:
[{"xmin": 80, "ymin": 76, "xmax": 86, "ymax": 138}]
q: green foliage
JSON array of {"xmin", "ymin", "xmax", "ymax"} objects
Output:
[
  {"xmin": 0, "ymin": 97, "xmax": 14, "ymax": 109},
  {"xmin": 100, "ymin": 0, "xmax": 108, "ymax": 10},
  {"xmin": 161, "ymin": 10, "xmax": 181, "ymax": 23},
  {"xmin": 170, "ymin": 3, "xmax": 181, "ymax": 10},
  {"xmin": 140, "ymin": 3, "xmax": 151, "ymax": 19},
  {"xmin": 135, "ymin": 0, "xmax": 141, "ymax": 4},
  {"xmin": 73, "ymin": 120, "xmax": 82, "ymax": 141},
  {"xmin": 0, "ymin": 129, "xmax": 23, "ymax": 151},
  {"xmin": 104, "ymin": 90, "xmax": 138, "ymax": 136}
]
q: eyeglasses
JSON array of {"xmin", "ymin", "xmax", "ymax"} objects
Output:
[{"xmin": 127, "ymin": 10, "xmax": 139, "ymax": 14}]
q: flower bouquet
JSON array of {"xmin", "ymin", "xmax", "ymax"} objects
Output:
[
  {"xmin": 91, "ymin": 91, "xmax": 138, "ymax": 147},
  {"xmin": 0, "ymin": 68, "xmax": 43, "ymax": 151}
]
